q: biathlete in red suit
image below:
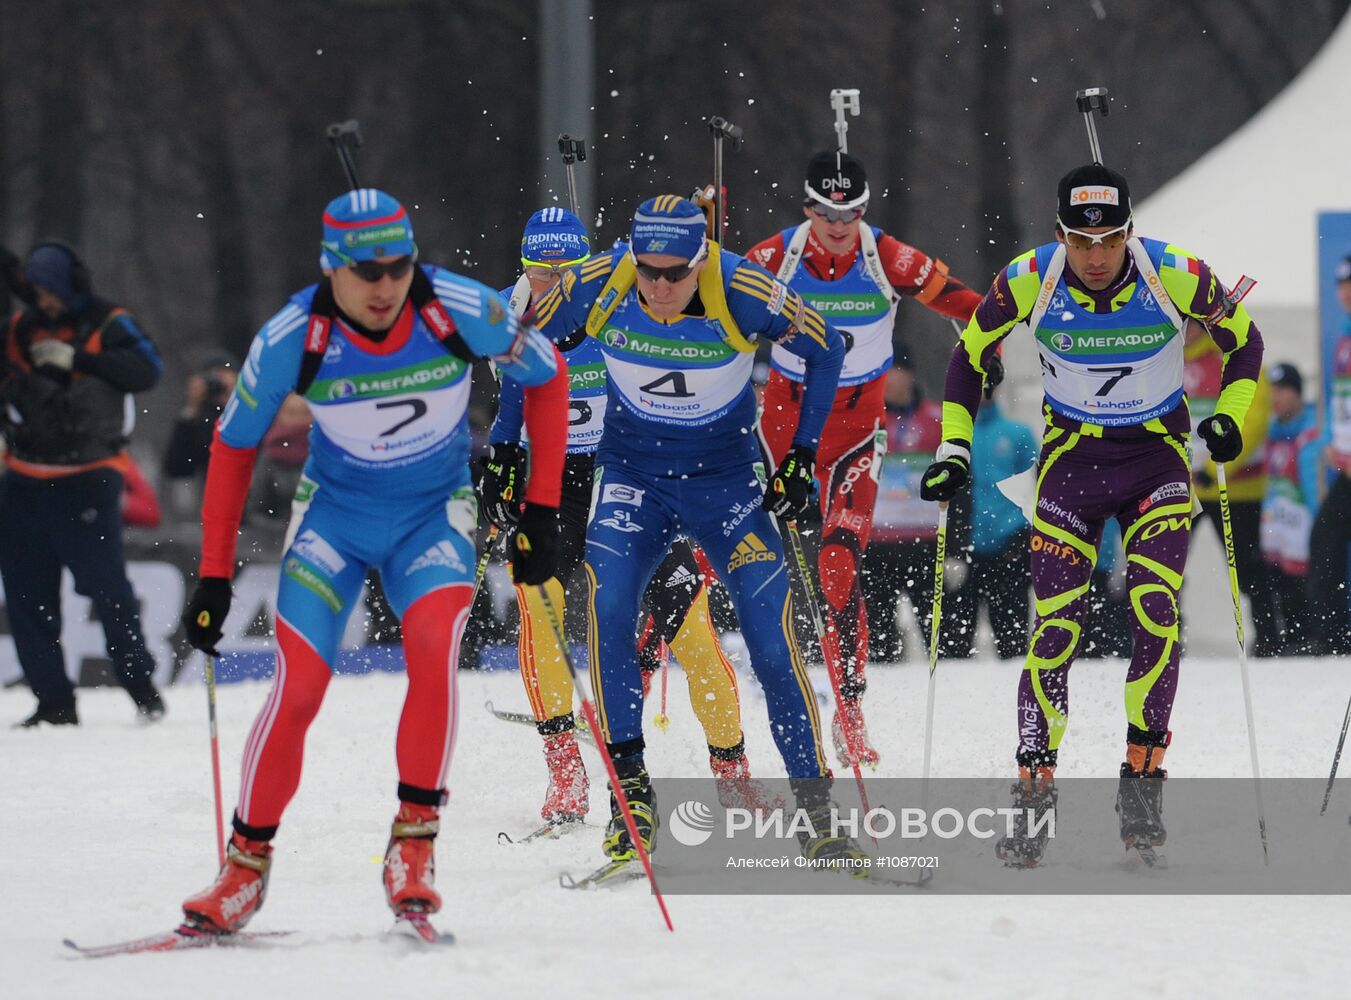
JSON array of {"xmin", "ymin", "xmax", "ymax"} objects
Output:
[{"xmin": 747, "ymin": 150, "xmax": 982, "ymax": 766}]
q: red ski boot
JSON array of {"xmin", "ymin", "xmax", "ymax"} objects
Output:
[
  {"xmin": 541, "ymin": 731, "xmax": 590, "ymax": 823},
  {"xmin": 710, "ymin": 750, "xmax": 784, "ymax": 812},
  {"xmin": 182, "ymin": 833, "xmax": 272, "ymax": 933},
  {"xmin": 383, "ymin": 803, "xmax": 440, "ymax": 915},
  {"xmin": 831, "ymin": 697, "xmax": 880, "ymax": 768}
]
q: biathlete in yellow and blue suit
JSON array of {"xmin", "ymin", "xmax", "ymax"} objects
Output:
[
  {"xmin": 530, "ymin": 195, "xmax": 862, "ymax": 866},
  {"xmin": 921, "ymin": 164, "xmax": 1263, "ymax": 866},
  {"xmin": 479, "ymin": 207, "xmax": 768, "ymax": 827}
]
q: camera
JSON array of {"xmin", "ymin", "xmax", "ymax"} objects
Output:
[{"xmin": 204, "ymin": 373, "xmax": 228, "ymax": 403}]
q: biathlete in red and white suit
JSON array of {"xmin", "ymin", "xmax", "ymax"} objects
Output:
[
  {"xmin": 177, "ymin": 190, "xmax": 568, "ymax": 933},
  {"xmin": 747, "ymin": 150, "xmax": 982, "ymax": 765}
]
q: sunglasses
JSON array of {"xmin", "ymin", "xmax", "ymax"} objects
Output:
[
  {"xmin": 809, "ymin": 203, "xmax": 867, "ymax": 224},
  {"xmin": 522, "ymin": 255, "xmax": 590, "ymax": 276},
  {"xmin": 1057, "ymin": 218, "xmax": 1131, "ymax": 250},
  {"xmin": 634, "ymin": 261, "xmax": 699, "ymax": 283},
  {"xmin": 349, "ymin": 255, "xmax": 416, "ymax": 283}
]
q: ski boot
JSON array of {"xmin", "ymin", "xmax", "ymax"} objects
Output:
[
  {"xmin": 383, "ymin": 802, "xmax": 440, "ymax": 915},
  {"xmin": 602, "ymin": 764, "xmax": 658, "ymax": 861},
  {"xmin": 790, "ymin": 777, "xmax": 869, "ymax": 879},
  {"xmin": 540, "ymin": 730, "xmax": 589, "ymax": 823},
  {"xmin": 127, "ymin": 682, "xmax": 166, "ymax": 722},
  {"xmin": 831, "ymin": 696, "xmax": 880, "ymax": 768},
  {"xmin": 14, "ymin": 701, "xmax": 79, "ymax": 729},
  {"xmin": 995, "ymin": 763, "xmax": 1058, "ymax": 869},
  {"xmin": 1116, "ymin": 736, "xmax": 1168, "ymax": 855},
  {"xmin": 182, "ymin": 831, "xmax": 273, "ymax": 933},
  {"xmin": 710, "ymin": 745, "xmax": 783, "ymax": 813}
]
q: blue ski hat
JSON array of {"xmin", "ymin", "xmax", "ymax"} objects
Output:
[
  {"xmin": 520, "ymin": 207, "xmax": 591, "ymax": 266},
  {"xmin": 320, "ymin": 188, "xmax": 416, "ymax": 269},
  {"xmin": 629, "ymin": 195, "xmax": 707, "ymax": 260},
  {"xmin": 25, "ymin": 243, "xmax": 90, "ymax": 312}
]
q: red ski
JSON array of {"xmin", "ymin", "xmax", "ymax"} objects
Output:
[{"xmin": 63, "ymin": 923, "xmax": 291, "ymax": 958}]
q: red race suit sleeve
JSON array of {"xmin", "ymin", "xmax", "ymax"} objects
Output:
[
  {"xmin": 520, "ymin": 343, "xmax": 568, "ymax": 508},
  {"xmin": 877, "ymin": 234, "xmax": 981, "ymax": 322},
  {"xmin": 199, "ymin": 427, "xmax": 259, "ymax": 579}
]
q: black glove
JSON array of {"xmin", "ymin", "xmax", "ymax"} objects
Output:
[
  {"xmin": 182, "ymin": 577, "xmax": 233, "ymax": 655},
  {"xmin": 983, "ymin": 353, "xmax": 1004, "ymax": 400},
  {"xmin": 765, "ymin": 446, "xmax": 816, "ymax": 521},
  {"xmin": 1197, "ymin": 413, "xmax": 1242, "ymax": 464},
  {"xmin": 511, "ymin": 502, "xmax": 560, "ymax": 586},
  {"xmin": 475, "ymin": 442, "xmax": 526, "ymax": 529},
  {"xmin": 920, "ymin": 451, "xmax": 971, "ymax": 502}
]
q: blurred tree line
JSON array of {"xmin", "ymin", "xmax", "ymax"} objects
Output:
[{"xmin": 1, "ymin": 0, "xmax": 1346, "ymax": 434}]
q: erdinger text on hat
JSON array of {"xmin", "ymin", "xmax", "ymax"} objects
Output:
[{"xmin": 521, "ymin": 207, "xmax": 591, "ymax": 267}]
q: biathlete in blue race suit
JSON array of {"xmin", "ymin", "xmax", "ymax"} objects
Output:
[
  {"xmin": 482, "ymin": 208, "xmax": 772, "ymax": 827},
  {"xmin": 529, "ymin": 194, "xmax": 863, "ymax": 867},
  {"xmin": 177, "ymin": 189, "xmax": 569, "ymax": 933}
]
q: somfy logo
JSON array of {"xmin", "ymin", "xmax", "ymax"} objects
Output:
[{"xmin": 669, "ymin": 800, "xmax": 716, "ymax": 846}]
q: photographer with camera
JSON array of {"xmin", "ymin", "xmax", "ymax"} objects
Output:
[
  {"xmin": 163, "ymin": 351, "xmax": 237, "ymax": 485},
  {"xmin": 0, "ymin": 240, "xmax": 165, "ymax": 727}
]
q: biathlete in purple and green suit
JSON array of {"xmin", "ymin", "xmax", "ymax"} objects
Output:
[{"xmin": 921, "ymin": 163, "xmax": 1263, "ymax": 865}]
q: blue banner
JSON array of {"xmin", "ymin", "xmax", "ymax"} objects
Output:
[{"xmin": 1316, "ymin": 212, "xmax": 1351, "ymax": 425}]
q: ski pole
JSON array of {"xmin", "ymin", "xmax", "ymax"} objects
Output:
[
  {"xmin": 533, "ymin": 582, "xmax": 674, "ymax": 932},
  {"xmin": 1074, "ymin": 87, "xmax": 1110, "ymax": 164},
  {"xmin": 704, "ymin": 115, "xmax": 743, "ymax": 246},
  {"xmin": 200, "ymin": 650, "xmax": 226, "ymax": 869},
  {"xmin": 326, "ymin": 119, "xmax": 364, "ymax": 189},
  {"xmin": 781, "ymin": 517, "xmax": 878, "ymax": 846},
  {"xmin": 456, "ymin": 526, "xmax": 507, "ymax": 671},
  {"xmin": 829, "ymin": 88, "xmax": 861, "ymax": 154},
  {"xmin": 1216, "ymin": 462, "xmax": 1270, "ymax": 863},
  {"xmin": 470, "ymin": 526, "xmax": 501, "ymax": 608},
  {"xmin": 1320, "ymin": 691, "xmax": 1351, "ymax": 816},
  {"xmin": 656, "ymin": 641, "xmax": 671, "ymax": 732},
  {"xmin": 920, "ymin": 503, "xmax": 949, "ymax": 792},
  {"xmin": 557, "ymin": 134, "xmax": 586, "ymax": 219}
]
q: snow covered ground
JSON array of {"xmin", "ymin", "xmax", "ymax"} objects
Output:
[{"xmin": 3, "ymin": 653, "xmax": 1350, "ymax": 999}]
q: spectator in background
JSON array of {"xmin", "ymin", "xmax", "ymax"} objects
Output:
[
  {"xmin": 861, "ymin": 351, "xmax": 959, "ymax": 661},
  {"xmin": 946, "ymin": 384, "xmax": 1036, "ymax": 660},
  {"xmin": 1183, "ymin": 318, "xmax": 1275, "ymax": 654},
  {"xmin": 253, "ymin": 393, "xmax": 311, "ymax": 521},
  {"xmin": 0, "ymin": 246, "xmax": 15, "ymax": 319},
  {"xmin": 1309, "ymin": 257, "xmax": 1351, "ymax": 655},
  {"xmin": 1260, "ymin": 363, "xmax": 1324, "ymax": 655},
  {"xmin": 162, "ymin": 351, "xmax": 236, "ymax": 515},
  {"xmin": 0, "ymin": 241, "xmax": 164, "ymax": 726},
  {"xmin": 122, "ymin": 453, "xmax": 163, "ymax": 528}
]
